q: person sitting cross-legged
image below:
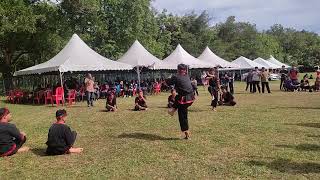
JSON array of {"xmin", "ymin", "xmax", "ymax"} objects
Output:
[
  {"xmin": 218, "ymin": 86, "xmax": 236, "ymax": 106},
  {"xmin": 134, "ymin": 90, "xmax": 148, "ymax": 111},
  {"xmin": 0, "ymin": 108, "xmax": 29, "ymax": 157},
  {"xmin": 46, "ymin": 109, "xmax": 83, "ymax": 155},
  {"xmin": 106, "ymin": 90, "xmax": 117, "ymax": 112}
]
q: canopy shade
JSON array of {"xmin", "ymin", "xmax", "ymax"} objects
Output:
[
  {"xmin": 253, "ymin": 57, "xmax": 281, "ymax": 69},
  {"xmin": 198, "ymin": 47, "xmax": 239, "ymax": 68},
  {"xmin": 155, "ymin": 44, "xmax": 212, "ymax": 69},
  {"xmin": 117, "ymin": 40, "xmax": 163, "ymax": 68},
  {"xmin": 231, "ymin": 56, "xmax": 263, "ymax": 69},
  {"xmin": 14, "ymin": 34, "xmax": 132, "ymax": 76},
  {"xmin": 267, "ymin": 55, "xmax": 291, "ymax": 68}
]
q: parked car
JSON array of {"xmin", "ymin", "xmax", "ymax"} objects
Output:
[{"xmin": 269, "ymin": 73, "xmax": 280, "ymax": 81}]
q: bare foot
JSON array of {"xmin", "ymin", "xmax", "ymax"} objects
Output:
[
  {"xmin": 69, "ymin": 147, "xmax": 83, "ymax": 153},
  {"xmin": 212, "ymin": 108, "xmax": 217, "ymax": 112},
  {"xmin": 168, "ymin": 108, "xmax": 176, "ymax": 116},
  {"xmin": 17, "ymin": 146, "xmax": 30, "ymax": 153}
]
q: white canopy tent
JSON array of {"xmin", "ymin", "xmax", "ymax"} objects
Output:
[
  {"xmin": 253, "ymin": 57, "xmax": 281, "ymax": 69},
  {"xmin": 155, "ymin": 44, "xmax": 212, "ymax": 70},
  {"xmin": 231, "ymin": 56, "xmax": 263, "ymax": 69},
  {"xmin": 267, "ymin": 55, "xmax": 291, "ymax": 68},
  {"xmin": 117, "ymin": 40, "xmax": 163, "ymax": 88},
  {"xmin": 198, "ymin": 47, "xmax": 239, "ymax": 68},
  {"xmin": 14, "ymin": 34, "xmax": 132, "ymax": 76}
]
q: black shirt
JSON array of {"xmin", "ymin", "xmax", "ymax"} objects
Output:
[
  {"xmin": 170, "ymin": 74, "xmax": 194, "ymax": 96},
  {"xmin": 0, "ymin": 123, "xmax": 22, "ymax": 154},
  {"xmin": 222, "ymin": 92, "xmax": 234, "ymax": 102},
  {"xmin": 280, "ymin": 69, "xmax": 288, "ymax": 79},
  {"xmin": 135, "ymin": 97, "xmax": 147, "ymax": 107},
  {"xmin": 106, "ymin": 94, "xmax": 117, "ymax": 106},
  {"xmin": 168, "ymin": 95, "xmax": 176, "ymax": 104},
  {"xmin": 46, "ymin": 123, "xmax": 76, "ymax": 155},
  {"xmin": 208, "ymin": 76, "xmax": 220, "ymax": 89}
]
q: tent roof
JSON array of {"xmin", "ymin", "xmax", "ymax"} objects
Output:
[
  {"xmin": 156, "ymin": 44, "xmax": 212, "ymax": 69},
  {"xmin": 14, "ymin": 34, "xmax": 132, "ymax": 76},
  {"xmin": 231, "ymin": 56, "xmax": 263, "ymax": 69},
  {"xmin": 117, "ymin": 40, "xmax": 163, "ymax": 68},
  {"xmin": 267, "ymin": 55, "xmax": 291, "ymax": 68},
  {"xmin": 253, "ymin": 57, "xmax": 281, "ymax": 69},
  {"xmin": 198, "ymin": 47, "xmax": 239, "ymax": 68}
]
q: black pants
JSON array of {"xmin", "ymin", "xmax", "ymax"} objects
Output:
[
  {"xmin": 194, "ymin": 89, "xmax": 199, "ymax": 96},
  {"xmin": 46, "ymin": 132, "xmax": 77, "ymax": 155},
  {"xmin": 252, "ymin": 81, "xmax": 261, "ymax": 93},
  {"xmin": 86, "ymin": 91, "xmax": 94, "ymax": 106},
  {"xmin": 280, "ymin": 79, "xmax": 285, "ymax": 90},
  {"xmin": 262, "ymin": 82, "xmax": 271, "ymax": 93},
  {"xmin": 210, "ymin": 90, "xmax": 219, "ymax": 108},
  {"xmin": 177, "ymin": 103, "xmax": 191, "ymax": 132},
  {"xmin": 229, "ymin": 82, "xmax": 234, "ymax": 94},
  {"xmin": 246, "ymin": 82, "xmax": 253, "ymax": 92}
]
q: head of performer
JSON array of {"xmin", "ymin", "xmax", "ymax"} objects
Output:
[
  {"xmin": 56, "ymin": 109, "xmax": 67, "ymax": 123},
  {"xmin": 221, "ymin": 86, "xmax": 227, "ymax": 93},
  {"xmin": 177, "ymin": 64, "xmax": 188, "ymax": 75},
  {"xmin": 138, "ymin": 90, "xmax": 144, "ymax": 98},
  {"xmin": 86, "ymin": 73, "xmax": 92, "ymax": 80},
  {"xmin": 208, "ymin": 68, "xmax": 215, "ymax": 76},
  {"xmin": 262, "ymin": 67, "xmax": 266, "ymax": 72},
  {"xmin": 282, "ymin": 65, "xmax": 285, "ymax": 70},
  {"xmin": 0, "ymin": 108, "xmax": 11, "ymax": 123},
  {"xmin": 254, "ymin": 67, "xmax": 259, "ymax": 71}
]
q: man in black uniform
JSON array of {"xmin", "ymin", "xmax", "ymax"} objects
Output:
[
  {"xmin": 168, "ymin": 64, "xmax": 195, "ymax": 139},
  {"xmin": 206, "ymin": 68, "xmax": 220, "ymax": 111},
  {"xmin": 279, "ymin": 65, "xmax": 288, "ymax": 90}
]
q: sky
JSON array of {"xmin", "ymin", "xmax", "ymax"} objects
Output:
[{"xmin": 152, "ymin": 0, "xmax": 320, "ymax": 34}]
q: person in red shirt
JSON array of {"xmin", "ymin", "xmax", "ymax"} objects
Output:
[{"xmin": 289, "ymin": 66, "xmax": 299, "ymax": 84}]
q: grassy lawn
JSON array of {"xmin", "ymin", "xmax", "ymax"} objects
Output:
[{"xmin": 0, "ymin": 81, "xmax": 320, "ymax": 179}]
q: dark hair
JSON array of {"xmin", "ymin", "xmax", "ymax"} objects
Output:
[
  {"xmin": 0, "ymin": 108, "xmax": 10, "ymax": 119},
  {"xmin": 177, "ymin": 64, "xmax": 187, "ymax": 70},
  {"xmin": 56, "ymin": 109, "xmax": 67, "ymax": 118},
  {"xmin": 171, "ymin": 89, "xmax": 176, "ymax": 93}
]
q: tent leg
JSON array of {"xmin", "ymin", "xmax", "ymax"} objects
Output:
[
  {"xmin": 137, "ymin": 66, "xmax": 141, "ymax": 90},
  {"xmin": 59, "ymin": 71, "xmax": 65, "ymax": 104}
]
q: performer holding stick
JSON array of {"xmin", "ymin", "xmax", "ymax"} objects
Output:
[{"xmin": 168, "ymin": 64, "xmax": 195, "ymax": 140}]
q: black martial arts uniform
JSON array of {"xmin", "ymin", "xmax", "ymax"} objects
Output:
[
  {"xmin": 0, "ymin": 123, "xmax": 26, "ymax": 157},
  {"xmin": 167, "ymin": 95, "xmax": 176, "ymax": 108},
  {"xmin": 208, "ymin": 76, "xmax": 220, "ymax": 108}
]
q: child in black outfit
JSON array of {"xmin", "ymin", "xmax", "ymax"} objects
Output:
[
  {"xmin": 167, "ymin": 89, "xmax": 177, "ymax": 108},
  {"xmin": 46, "ymin": 109, "xmax": 83, "ymax": 155},
  {"xmin": 134, "ymin": 91, "xmax": 148, "ymax": 111},
  {"xmin": 219, "ymin": 86, "xmax": 236, "ymax": 106},
  {"xmin": 106, "ymin": 90, "xmax": 117, "ymax": 112},
  {"xmin": 0, "ymin": 108, "xmax": 29, "ymax": 157}
]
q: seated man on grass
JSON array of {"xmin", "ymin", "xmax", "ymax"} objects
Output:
[
  {"xmin": 46, "ymin": 109, "xmax": 83, "ymax": 155},
  {"xmin": 134, "ymin": 90, "xmax": 148, "ymax": 111},
  {"xmin": 218, "ymin": 86, "xmax": 236, "ymax": 106},
  {"xmin": 0, "ymin": 108, "xmax": 29, "ymax": 157},
  {"xmin": 106, "ymin": 90, "xmax": 117, "ymax": 112},
  {"xmin": 167, "ymin": 89, "xmax": 177, "ymax": 108}
]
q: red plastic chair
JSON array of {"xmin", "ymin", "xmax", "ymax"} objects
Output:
[
  {"xmin": 14, "ymin": 90, "xmax": 24, "ymax": 104},
  {"xmin": 52, "ymin": 87, "xmax": 64, "ymax": 106},
  {"xmin": 66, "ymin": 89, "xmax": 76, "ymax": 106},
  {"xmin": 45, "ymin": 90, "xmax": 54, "ymax": 106},
  {"xmin": 154, "ymin": 83, "xmax": 161, "ymax": 95},
  {"xmin": 33, "ymin": 90, "xmax": 44, "ymax": 104}
]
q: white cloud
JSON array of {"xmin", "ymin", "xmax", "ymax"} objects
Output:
[{"xmin": 152, "ymin": 0, "xmax": 320, "ymax": 33}]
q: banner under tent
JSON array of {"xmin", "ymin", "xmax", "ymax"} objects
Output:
[
  {"xmin": 267, "ymin": 55, "xmax": 291, "ymax": 68},
  {"xmin": 155, "ymin": 44, "xmax": 213, "ymax": 70},
  {"xmin": 198, "ymin": 47, "xmax": 239, "ymax": 68},
  {"xmin": 253, "ymin": 57, "xmax": 281, "ymax": 69}
]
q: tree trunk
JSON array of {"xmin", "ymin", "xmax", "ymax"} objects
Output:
[{"xmin": 2, "ymin": 48, "xmax": 14, "ymax": 91}]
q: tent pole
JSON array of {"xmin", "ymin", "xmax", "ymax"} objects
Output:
[
  {"xmin": 59, "ymin": 71, "xmax": 65, "ymax": 103},
  {"xmin": 136, "ymin": 66, "xmax": 141, "ymax": 90}
]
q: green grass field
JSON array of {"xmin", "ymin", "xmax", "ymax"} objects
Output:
[{"xmin": 0, "ymin": 81, "xmax": 320, "ymax": 179}]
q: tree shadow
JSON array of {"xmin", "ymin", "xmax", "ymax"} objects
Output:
[
  {"xmin": 275, "ymin": 144, "xmax": 320, "ymax": 151},
  {"xmin": 117, "ymin": 133, "xmax": 180, "ymax": 141},
  {"xmin": 247, "ymin": 158, "xmax": 320, "ymax": 174},
  {"xmin": 307, "ymin": 134, "xmax": 320, "ymax": 138},
  {"xmin": 272, "ymin": 106, "xmax": 320, "ymax": 110},
  {"xmin": 31, "ymin": 148, "xmax": 48, "ymax": 157},
  {"xmin": 285, "ymin": 123, "xmax": 320, "ymax": 128}
]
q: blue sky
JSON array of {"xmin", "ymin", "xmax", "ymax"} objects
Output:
[{"xmin": 152, "ymin": 0, "xmax": 320, "ymax": 34}]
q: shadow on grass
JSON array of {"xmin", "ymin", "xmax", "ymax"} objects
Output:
[
  {"xmin": 31, "ymin": 148, "xmax": 47, "ymax": 157},
  {"xmin": 247, "ymin": 158, "xmax": 320, "ymax": 174},
  {"xmin": 272, "ymin": 106, "xmax": 320, "ymax": 110},
  {"xmin": 307, "ymin": 134, "xmax": 320, "ymax": 138},
  {"xmin": 118, "ymin": 133, "xmax": 180, "ymax": 141},
  {"xmin": 275, "ymin": 144, "xmax": 320, "ymax": 151},
  {"xmin": 285, "ymin": 123, "xmax": 320, "ymax": 128}
]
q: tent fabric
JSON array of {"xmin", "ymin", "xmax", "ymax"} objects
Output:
[
  {"xmin": 14, "ymin": 34, "xmax": 132, "ymax": 76},
  {"xmin": 155, "ymin": 44, "xmax": 213, "ymax": 69},
  {"xmin": 231, "ymin": 56, "xmax": 263, "ymax": 69},
  {"xmin": 198, "ymin": 47, "xmax": 239, "ymax": 68},
  {"xmin": 267, "ymin": 55, "xmax": 291, "ymax": 68},
  {"xmin": 253, "ymin": 57, "xmax": 281, "ymax": 69},
  {"xmin": 117, "ymin": 40, "xmax": 163, "ymax": 68}
]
